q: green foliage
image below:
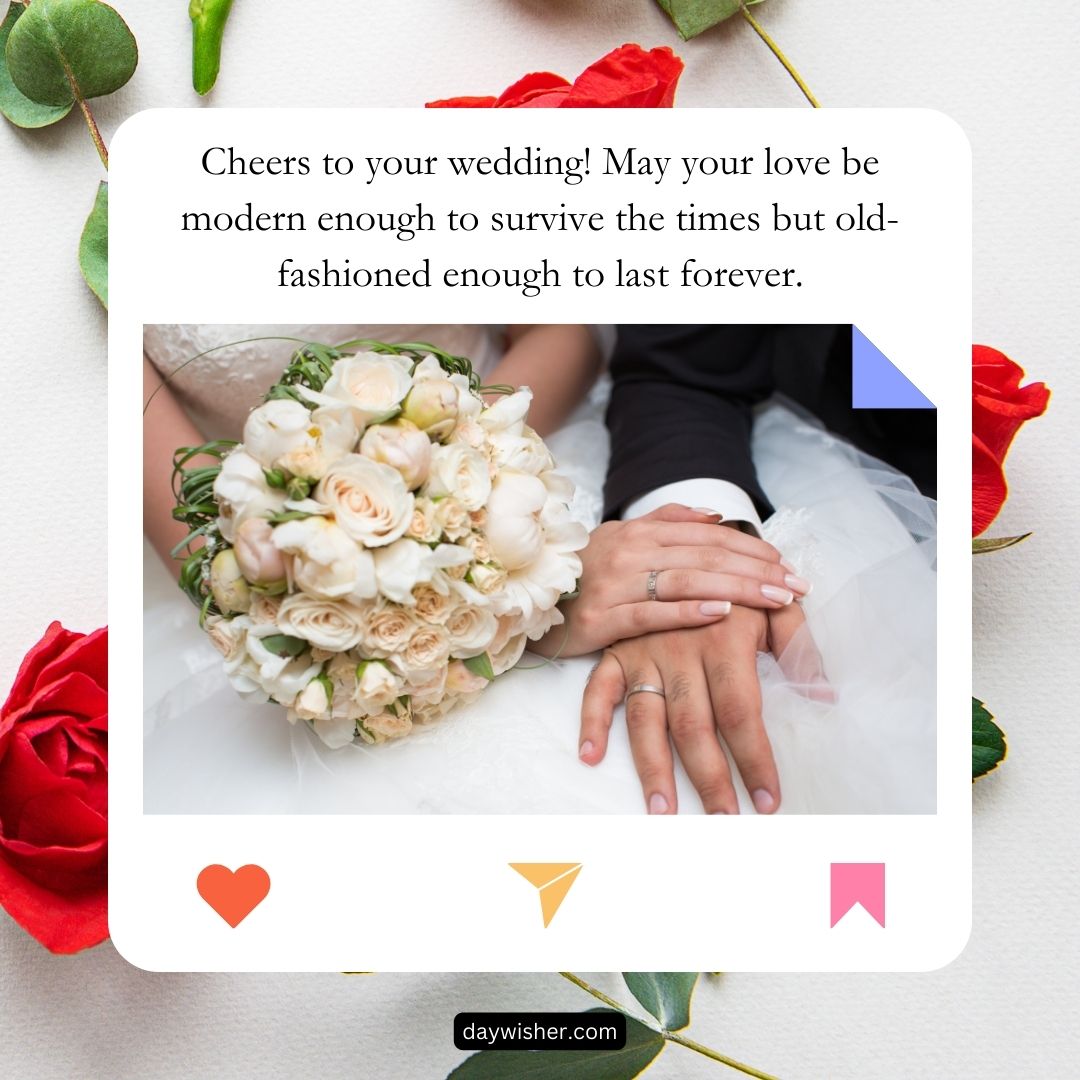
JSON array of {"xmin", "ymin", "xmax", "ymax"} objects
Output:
[
  {"xmin": 260, "ymin": 634, "xmax": 309, "ymax": 659},
  {"xmin": 655, "ymin": 0, "xmax": 765, "ymax": 40},
  {"xmin": 189, "ymin": 0, "xmax": 234, "ymax": 95},
  {"xmin": 623, "ymin": 973, "xmax": 698, "ymax": 1031},
  {"xmin": 0, "ymin": 2, "xmax": 72, "ymax": 127},
  {"xmin": 972, "ymin": 698, "xmax": 1007, "ymax": 779},
  {"xmin": 79, "ymin": 180, "xmax": 108, "ymax": 305},
  {"xmin": 448, "ymin": 1010, "xmax": 665, "ymax": 1079},
  {"xmin": 5, "ymin": 0, "xmax": 137, "ymax": 107},
  {"xmin": 463, "ymin": 653, "xmax": 496, "ymax": 682}
]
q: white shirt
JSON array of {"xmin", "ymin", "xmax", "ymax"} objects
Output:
[{"xmin": 623, "ymin": 478, "xmax": 763, "ymax": 535}]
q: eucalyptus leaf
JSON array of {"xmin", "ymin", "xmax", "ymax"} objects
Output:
[
  {"xmin": 0, "ymin": 2, "xmax": 72, "ymax": 126},
  {"xmin": 655, "ymin": 0, "xmax": 765, "ymax": 41},
  {"xmin": 6, "ymin": 0, "xmax": 137, "ymax": 108},
  {"xmin": 448, "ymin": 1011, "xmax": 665, "ymax": 1079},
  {"xmin": 79, "ymin": 179, "xmax": 108, "ymax": 306},
  {"xmin": 464, "ymin": 652, "xmax": 495, "ymax": 682},
  {"xmin": 623, "ymin": 973, "xmax": 698, "ymax": 1032},
  {"xmin": 972, "ymin": 698, "xmax": 1007, "ymax": 780},
  {"xmin": 260, "ymin": 634, "xmax": 308, "ymax": 659},
  {"xmin": 972, "ymin": 533, "xmax": 1032, "ymax": 555}
]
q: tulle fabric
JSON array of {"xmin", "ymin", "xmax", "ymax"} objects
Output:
[{"xmin": 144, "ymin": 370, "xmax": 935, "ymax": 814}]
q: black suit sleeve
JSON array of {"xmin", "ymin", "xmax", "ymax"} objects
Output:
[{"xmin": 603, "ymin": 325, "xmax": 777, "ymax": 520}]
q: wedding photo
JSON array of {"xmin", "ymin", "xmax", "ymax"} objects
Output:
[{"xmin": 142, "ymin": 323, "xmax": 937, "ymax": 816}]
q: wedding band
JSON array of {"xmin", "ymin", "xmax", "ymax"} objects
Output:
[
  {"xmin": 626, "ymin": 683, "xmax": 666, "ymax": 701},
  {"xmin": 646, "ymin": 570, "xmax": 660, "ymax": 602}
]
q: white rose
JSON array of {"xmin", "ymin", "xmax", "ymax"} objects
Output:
[
  {"xmin": 277, "ymin": 593, "xmax": 368, "ymax": 651},
  {"xmin": 213, "ymin": 449, "xmax": 286, "ymax": 542},
  {"xmin": 361, "ymin": 603, "xmax": 417, "ymax": 657},
  {"xmin": 316, "ymin": 454, "xmax": 413, "ymax": 547},
  {"xmin": 354, "ymin": 660, "xmax": 403, "ymax": 712},
  {"xmin": 445, "ymin": 605, "xmax": 498, "ymax": 658},
  {"xmin": 424, "ymin": 443, "xmax": 491, "ymax": 511},
  {"xmin": 433, "ymin": 497, "xmax": 471, "ymax": 541},
  {"xmin": 209, "ymin": 549, "xmax": 251, "ymax": 613},
  {"xmin": 294, "ymin": 676, "xmax": 331, "ymax": 721},
  {"xmin": 272, "ymin": 516, "xmax": 376, "ymax": 600},
  {"xmin": 483, "ymin": 470, "xmax": 547, "ymax": 569},
  {"xmin": 359, "ymin": 418, "xmax": 432, "ymax": 489},
  {"xmin": 304, "ymin": 352, "xmax": 413, "ymax": 426},
  {"xmin": 373, "ymin": 539, "xmax": 471, "ymax": 604}
]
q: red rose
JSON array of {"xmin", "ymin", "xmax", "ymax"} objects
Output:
[
  {"xmin": 0, "ymin": 623, "xmax": 108, "ymax": 953},
  {"xmin": 972, "ymin": 345, "xmax": 1049, "ymax": 536},
  {"xmin": 427, "ymin": 44, "xmax": 683, "ymax": 109}
]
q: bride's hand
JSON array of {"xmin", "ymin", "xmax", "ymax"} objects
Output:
[{"xmin": 531, "ymin": 504, "xmax": 810, "ymax": 658}]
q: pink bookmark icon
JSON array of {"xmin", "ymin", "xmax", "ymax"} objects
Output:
[{"xmin": 830, "ymin": 863, "xmax": 886, "ymax": 928}]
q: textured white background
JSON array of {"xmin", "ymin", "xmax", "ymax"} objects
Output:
[{"xmin": 1, "ymin": 1, "xmax": 1076, "ymax": 1077}]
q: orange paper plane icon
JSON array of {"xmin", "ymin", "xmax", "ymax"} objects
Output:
[{"xmin": 510, "ymin": 863, "xmax": 582, "ymax": 927}]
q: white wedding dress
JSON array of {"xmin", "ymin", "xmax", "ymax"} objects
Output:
[{"xmin": 143, "ymin": 325, "xmax": 936, "ymax": 815}]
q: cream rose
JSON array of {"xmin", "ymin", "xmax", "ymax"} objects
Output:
[
  {"xmin": 400, "ymin": 623, "xmax": 450, "ymax": 674},
  {"xmin": 359, "ymin": 418, "xmax": 432, "ymax": 489},
  {"xmin": 293, "ymin": 676, "xmax": 331, "ymax": 721},
  {"xmin": 205, "ymin": 614, "xmax": 246, "ymax": 661},
  {"xmin": 272, "ymin": 516, "xmax": 376, "ymax": 600},
  {"xmin": 425, "ymin": 444, "xmax": 491, "ymax": 511},
  {"xmin": 276, "ymin": 593, "xmax": 368, "ymax": 651},
  {"xmin": 213, "ymin": 449, "xmax": 286, "ymax": 542},
  {"xmin": 412, "ymin": 583, "xmax": 454, "ymax": 624},
  {"xmin": 306, "ymin": 352, "xmax": 413, "ymax": 426},
  {"xmin": 363, "ymin": 707, "xmax": 413, "ymax": 741},
  {"xmin": 361, "ymin": 603, "xmax": 417, "ymax": 657},
  {"xmin": 433, "ymin": 497, "xmax": 472, "ymax": 541},
  {"xmin": 405, "ymin": 497, "xmax": 440, "ymax": 542},
  {"xmin": 446, "ymin": 660, "xmax": 490, "ymax": 695},
  {"xmin": 445, "ymin": 605, "xmax": 498, "ymax": 658},
  {"xmin": 316, "ymin": 454, "xmax": 413, "ymax": 547},
  {"xmin": 354, "ymin": 660, "xmax": 403, "ymax": 712}
]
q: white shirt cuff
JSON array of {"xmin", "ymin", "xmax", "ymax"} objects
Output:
[{"xmin": 622, "ymin": 479, "xmax": 763, "ymax": 535}]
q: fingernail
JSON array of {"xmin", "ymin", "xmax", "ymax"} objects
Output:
[
  {"xmin": 699, "ymin": 600, "xmax": 732, "ymax": 616},
  {"xmin": 648, "ymin": 793, "xmax": 669, "ymax": 815},
  {"xmin": 780, "ymin": 558, "xmax": 797, "ymax": 573},
  {"xmin": 761, "ymin": 585, "xmax": 794, "ymax": 604},
  {"xmin": 692, "ymin": 507, "xmax": 724, "ymax": 520},
  {"xmin": 784, "ymin": 574, "xmax": 812, "ymax": 595},
  {"xmin": 579, "ymin": 740, "xmax": 595, "ymax": 763},
  {"xmin": 751, "ymin": 789, "xmax": 776, "ymax": 814}
]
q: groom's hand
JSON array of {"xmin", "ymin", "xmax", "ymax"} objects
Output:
[{"xmin": 579, "ymin": 604, "xmax": 829, "ymax": 814}]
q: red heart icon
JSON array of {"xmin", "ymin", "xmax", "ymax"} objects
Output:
[{"xmin": 197, "ymin": 864, "xmax": 271, "ymax": 927}]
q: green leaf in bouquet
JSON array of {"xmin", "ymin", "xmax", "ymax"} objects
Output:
[
  {"xmin": 260, "ymin": 634, "xmax": 308, "ymax": 659},
  {"xmin": 655, "ymin": 0, "xmax": 765, "ymax": 40},
  {"xmin": 463, "ymin": 652, "xmax": 495, "ymax": 682},
  {"xmin": 622, "ymin": 973, "xmax": 698, "ymax": 1032},
  {"xmin": 0, "ymin": 2, "xmax": 72, "ymax": 127},
  {"xmin": 448, "ymin": 1010, "xmax": 665, "ymax": 1079},
  {"xmin": 972, "ymin": 698, "xmax": 1007, "ymax": 780},
  {"xmin": 5, "ymin": 0, "xmax": 137, "ymax": 108},
  {"xmin": 79, "ymin": 179, "xmax": 108, "ymax": 306},
  {"xmin": 972, "ymin": 533, "xmax": 1032, "ymax": 555}
]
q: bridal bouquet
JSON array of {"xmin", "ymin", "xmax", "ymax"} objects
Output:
[{"xmin": 172, "ymin": 341, "xmax": 586, "ymax": 748}]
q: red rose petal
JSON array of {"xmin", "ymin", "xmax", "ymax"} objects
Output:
[
  {"xmin": 561, "ymin": 44, "xmax": 684, "ymax": 109},
  {"xmin": 494, "ymin": 71, "xmax": 570, "ymax": 108},
  {"xmin": 973, "ymin": 434, "xmax": 1008, "ymax": 536},
  {"xmin": 425, "ymin": 95, "xmax": 497, "ymax": 109}
]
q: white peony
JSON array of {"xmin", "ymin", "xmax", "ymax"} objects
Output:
[
  {"xmin": 276, "ymin": 593, "xmax": 368, "ymax": 651},
  {"xmin": 272, "ymin": 516, "xmax": 376, "ymax": 600},
  {"xmin": 233, "ymin": 518, "xmax": 287, "ymax": 587},
  {"xmin": 359, "ymin": 418, "xmax": 432, "ymax": 489},
  {"xmin": 373, "ymin": 538, "xmax": 472, "ymax": 604},
  {"xmin": 483, "ymin": 470, "xmax": 548, "ymax": 569},
  {"xmin": 213, "ymin": 449, "xmax": 286, "ymax": 542},
  {"xmin": 316, "ymin": 454, "xmax": 414, "ymax": 547},
  {"xmin": 478, "ymin": 388, "xmax": 532, "ymax": 434},
  {"xmin": 424, "ymin": 443, "xmax": 491, "ymax": 510}
]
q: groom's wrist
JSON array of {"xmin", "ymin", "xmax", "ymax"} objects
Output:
[{"xmin": 622, "ymin": 479, "xmax": 764, "ymax": 536}]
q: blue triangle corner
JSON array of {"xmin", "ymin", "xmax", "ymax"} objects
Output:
[{"xmin": 851, "ymin": 326, "xmax": 935, "ymax": 409}]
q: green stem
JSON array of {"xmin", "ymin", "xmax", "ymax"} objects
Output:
[
  {"xmin": 78, "ymin": 97, "xmax": 108, "ymax": 169},
  {"xmin": 558, "ymin": 973, "xmax": 777, "ymax": 1079},
  {"xmin": 741, "ymin": 4, "xmax": 821, "ymax": 108}
]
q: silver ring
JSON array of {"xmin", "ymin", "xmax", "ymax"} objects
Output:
[
  {"xmin": 626, "ymin": 683, "xmax": 666, "ymax": 701},
  {"xmin": 646, "ymin": 570, "xmax": 660, "ymax": 602}
]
